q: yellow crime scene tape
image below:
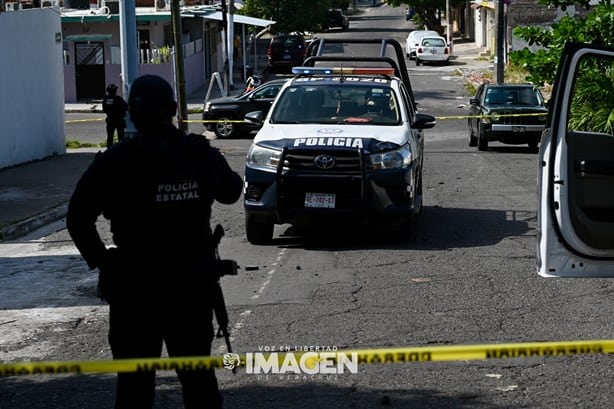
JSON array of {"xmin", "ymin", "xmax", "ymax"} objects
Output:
[
  {"xmin": 64, "ymin": 113, "xmax": 547, "ymax": 124},
  {"xmin": 435, "ymin": 112, "xmax": 548, "ymax": 120},
  {"xmin": 183, "ymin": 113, "xmax": 548, "ymax": 123},
  {"xmin": 1, "ymin": 339, "xmax": 612, "ymax": 377}
]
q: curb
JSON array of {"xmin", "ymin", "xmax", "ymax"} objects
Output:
[{"xmin": 0, "ymin": 203, "xmax": 67, "ymax": 242}]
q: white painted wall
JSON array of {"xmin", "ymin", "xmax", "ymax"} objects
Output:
[{"xmin": 0, "ymin": 8, "xmax": 65, "ymax": 169}]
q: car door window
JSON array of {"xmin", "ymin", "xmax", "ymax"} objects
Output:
[
  {"xmin": 253, "ymin": 84, "xmax": 281, "ymax": 100},
  {"xmin": 561, "ymin": 51, "xmax": 614, "ymax": 250},
  {"xmin": 537, "ymin": 43, "xmax": 614, "ymax": 277},
  {"xmin": 399, "ymin": 83, "xmax": 415, "ymax": 123}
]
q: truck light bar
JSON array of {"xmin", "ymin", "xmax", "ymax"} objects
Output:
[{"xmin": 291, "ymin": 67, "xmax": 396, "ymax": 76}]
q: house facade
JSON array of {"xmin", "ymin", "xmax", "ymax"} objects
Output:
[
  {"xmin": 61, "ymin": 2, "xmax": 274, "ymax": 102},
  {"xmin": 465, "ymin": 0, "xmax": 596, "ymax": 59}
]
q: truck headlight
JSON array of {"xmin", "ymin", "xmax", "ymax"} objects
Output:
[
  {"xmin": 369, "ymin": 144, "xmax": 412, "ymax": 169},
  {"xmin": 247, "ymin": 144, "xmax": 282, "ymax": 172}
]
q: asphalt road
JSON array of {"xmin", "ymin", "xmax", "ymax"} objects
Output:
[{"xmin": 3, "ymin": 4, "xmax": 614, "ymax": 409}]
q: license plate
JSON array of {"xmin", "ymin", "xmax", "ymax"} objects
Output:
[
  {"xmin": 512, "ymin": 126, "xmax": 526, "ymax": 132},
  {"xmin": 305, "ymin": 192, "xmax": 336, "ymax": 208},
  {"xmin": 283, "ymin": 54, "xmax": 292, "ymax": 60}
]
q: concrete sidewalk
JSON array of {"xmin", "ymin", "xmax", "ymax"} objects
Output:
[
  {"xmin": 0, "ymin": 38, "xmax": 490, "ymax": 241},
  {"xmin": 0, "ymin": 148, "xmax": 100, "ymax": 241},
  {"xmin": 0, "ymin": 77, "xmax": 249, "ymax": 241}
]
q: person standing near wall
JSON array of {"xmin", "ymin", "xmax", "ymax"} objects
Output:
[{"xmin": 102, "ymin": 84, "xmax": 128, "ymax": 148}]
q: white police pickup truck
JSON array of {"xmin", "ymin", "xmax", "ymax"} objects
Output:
[
  {"xmin": 242, "ymin": 39, "xmax": 436, "ymax": 244},
  {"xmin": 537, "ymin": 42, "xmax": 614, "ymax": 277}
]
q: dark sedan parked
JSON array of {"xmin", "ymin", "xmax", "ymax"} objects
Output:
[
  {"xmin": 468, "ymin": 83, "xmax": 549, "ymax": 151},
  {"xmin": 202, "ymin": 79, "xmax": 287, "ymax": 138}
]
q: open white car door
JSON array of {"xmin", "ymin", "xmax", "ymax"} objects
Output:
[{"xmin": 538, "ymin": 42, "xmax": 614, "ymax": 277}]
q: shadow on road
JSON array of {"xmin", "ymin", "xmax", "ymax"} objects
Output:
[
  {"xmin": 272, "ymin": 206, "xmax": 532, "ymax": 251},
  {"xmin": 0, "ymin": 374, "xmax": 502, "ymax": 409}
]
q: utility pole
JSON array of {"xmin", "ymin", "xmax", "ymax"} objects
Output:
[
  {"xmin": 446, "ymin": 0, "xmax": 451, "ymax": 52},
  {"xmin": 221, "ymin": 0, "xmax": 230, "ymax": 96},
  {"xmin": 171, "ymin": 0, "xmax": 188, "ymax": 131},
  {"xmin": 495, "ymin": 0, "xmax": 505, "ymax": 83},
  {"xmin": 227, "ymin": 0, "xmax": 235, "ymax": 90},
  {"xmin": 119, "ymin": 0, "xmax": 138, "ymax": 136}
]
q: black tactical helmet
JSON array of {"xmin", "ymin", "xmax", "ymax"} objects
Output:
[
  {"xmin": 128, "ymin": 75, "xmax": 177, "ymax": 128},
  {"xmin": 106, "ymin": 84, "xmax": 118, "ymax": 94}
]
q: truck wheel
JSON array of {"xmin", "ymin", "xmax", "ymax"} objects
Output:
[
  {"xmin": 414, "ymin": 170, "xmax": 423, "ymax": 216},
  {"xmin": 214, "ymin": 116, "xmax": 236, "ymax": 139},
  {"xmin": 477, "ymin": 123, "xmax": 488, "ymax": 151},
  {"xmin": 468, "ymin": 121, "xmax": 477, "ymax": 147},
  {"xmin": 246, "ymin": 214, "xmax": 273, "ymax": 244}
]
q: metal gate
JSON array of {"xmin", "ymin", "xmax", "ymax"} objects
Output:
[{"xmin": 75, "ymin": 42, "xmax": 105, "ymax": 101}]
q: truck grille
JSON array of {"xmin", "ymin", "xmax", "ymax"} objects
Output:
[
  {"xmin": 498, "ymin": 110, "xmax": 544, "ymax": 126},
  {"xmin": 500, "ymin": 110, "xmax": 522, "ymax": 125},
  {"xmin": 279, "ymin": 148, "xmax": 365, "ymax": 211},
  {"xmin": 285, "ymin": 149, "xmax": 363, "ymax": 173}
]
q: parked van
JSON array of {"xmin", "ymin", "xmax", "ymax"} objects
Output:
[{"xmin": 266, "ymin": 34, "xmax": 306, "ymax": 73}]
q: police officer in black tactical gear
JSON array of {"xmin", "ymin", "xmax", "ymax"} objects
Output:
[
  {"xmin": 67, "ymin": 74, "xmax": 242, "ymax": 409},
  {"xmin": 102, "ymin": 84, "xmax": 128, "ymax": 147}
]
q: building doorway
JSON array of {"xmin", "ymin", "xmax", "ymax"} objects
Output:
[{"xmin": 75, "ymin": 42, "xmax": 105, "ymax": 100}]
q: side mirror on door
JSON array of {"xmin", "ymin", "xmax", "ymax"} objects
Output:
[
  {"xmin": 412, "ymin": 113, "xmax": 436, "ymax": 130},
  {"xmin": 245, "ymin": 111, "xmax": 264, "ymax": 124}
]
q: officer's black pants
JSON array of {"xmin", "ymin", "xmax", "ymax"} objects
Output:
[
  {"xmin": 106, "ymin": 122, "xmax": 126, "ymax": 147},
  {"xmin": 108, "ymin": 300, "xmax": 223, "ymax": 409}
]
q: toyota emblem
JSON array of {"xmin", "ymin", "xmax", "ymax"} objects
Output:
[{"xmin": 314, "ymin": 155, "xmax": 335, "ymax": 169}]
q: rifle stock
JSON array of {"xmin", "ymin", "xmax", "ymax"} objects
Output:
[{"xmin": 211, "ymin": 224, "xmax": 236, "ymax": 373}]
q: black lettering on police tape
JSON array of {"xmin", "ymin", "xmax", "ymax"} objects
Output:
[
  {"xmin": 1, "ymin": 364, "xmax": 81, "ymax": 376},
  {"xmin": 0, "ymin": 367, "xmax": 29, "ymax": 376},
  {"xmin": 486, "ymin": 345, "xmax": 603, "ymax": 359},
  {"xmin": 136, "ymin": 359, "xmax": 223, "ymax": 373},
  {"xmin": 356, "ymin": 352, "xmax": 432, "ymax": 364}
]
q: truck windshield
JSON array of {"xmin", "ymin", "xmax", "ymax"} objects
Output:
[{"xmin": 271, "ymin": 83, "xmax": 401, "ymax": 125}]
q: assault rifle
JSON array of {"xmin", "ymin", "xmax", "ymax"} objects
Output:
[{"xmin": 212, "ymin": 224, "xmax": 239, "ymax": 372}]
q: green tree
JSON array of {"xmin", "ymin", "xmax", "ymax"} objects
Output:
[
  {"xmin": 510, "ymin": 0, "xmax": 614, "ymax": 134},
  {"xmin": 385, "ymin": 0, "xmax": 465, "ymax": 34},
  {"xmin": 241, "ymin": 0, "xmax": 334, "ymax": 34},
  {"xmin": 570, "ymin": 60, "xmax": 614, "ymax": 134},
  {"xmin": 510, "ymin": 0, "xmax": 614, "ymax": 85}
]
